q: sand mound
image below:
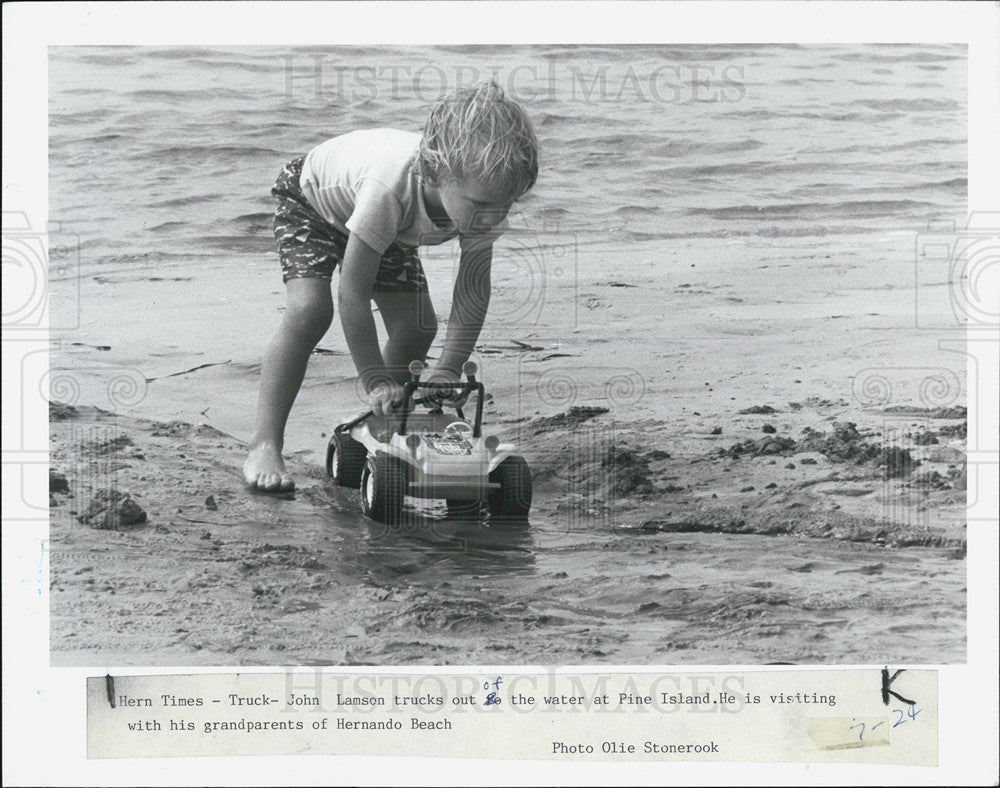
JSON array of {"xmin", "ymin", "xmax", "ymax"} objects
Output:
[
  {"xmin": 721, "ymin": 435, "xmax": 797, "ymax": 458},
  {"xmin": 77, "ymin": 488, "xmax": 148, "ymax": 529},
  {"xmin": 49, "ymin": 469, "xmax": 70, "ymax": 493},
  {"xmin": 799, "ymin": 422, "xmax": 918, "ymax": 477},
  {"xmin": 738, "ymin": 404, "xmax": 779, "ymax": 415},
  {"xmin": 601, "ymin": 445, "xmax": 655, "ymax": 495},
  {"xmin": 719, "ymin": 421, "xmax": 919, "ymax": 478},
  {"xmin": 882, "ymin": 405, "xmax": 967, "ymax": 419},
  {"xmin": 526, "ymin": 406, "xmax": 610, "ymax": 433},
  {"xmin": 536, "ymin": 441, "xmax": 656, "ymax": 497},
  {"xmin": 49, "ymin": 402, "xmax": 79, "ymax": 421},
  {"xmin": 937, "ymin": 422, "xmax": 967, "ymax": 438}
]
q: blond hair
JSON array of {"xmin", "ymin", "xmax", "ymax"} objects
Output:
[{"xmin": 419, "ymin": 81, "xmax": 538, "ymax": 198}]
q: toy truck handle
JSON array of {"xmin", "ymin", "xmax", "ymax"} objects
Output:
[
  {"xmin": 399, "ymin": 362, "xmax": 485, "ymax": 438},
  {"xmin": 335, "ymin": 362, "xmax": 484, "ymax": 437}
]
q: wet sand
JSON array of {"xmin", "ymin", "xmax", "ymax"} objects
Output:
[{"xmin": 48, "ymin": 241, "xmax": 967, "ymax": 664}]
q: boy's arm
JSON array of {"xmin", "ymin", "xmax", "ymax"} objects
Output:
[
  {"xmin": 436, "ymin": 236, "xmax": 493, "ymax": 378},
  {"xmin": 338, "ymin": 233, "xmax": 399, "ymax": 412}
]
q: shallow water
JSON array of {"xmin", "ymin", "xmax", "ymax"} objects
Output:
[
  {"xmin": 301, "ymin": 502, "xmax": 966, "ymax": 665},
  {"xmin": 50, "ymin": 44, "xmax": 965, "ymax": 272}
]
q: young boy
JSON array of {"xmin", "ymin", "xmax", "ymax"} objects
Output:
[{"xmin": 245, "ymin": 81, "xmax": 539, "ymax": 492}]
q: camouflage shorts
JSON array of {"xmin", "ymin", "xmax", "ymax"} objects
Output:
[{"xmin": 272, "ymin": 157, "xmax": 428, "ymax": 291}]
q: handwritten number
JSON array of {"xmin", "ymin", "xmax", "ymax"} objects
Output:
[{"xmin": 851, "ymin": 709, "xmax": 920, "ymax": 741}]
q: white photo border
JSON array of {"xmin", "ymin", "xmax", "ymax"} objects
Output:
[{"xmin": 2, "ymin": 1, "xmax": 998, "ymax": 785}]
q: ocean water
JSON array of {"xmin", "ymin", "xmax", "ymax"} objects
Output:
[
  {"xmin": 47, "ymin": 45, "xmax": 968, "ymax": 665},
  {"xmin": 50, "ymin": 44, "xmax": 966, "ymax": 273}
]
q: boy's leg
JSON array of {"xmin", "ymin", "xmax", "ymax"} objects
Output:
[
  {"xmin": 245, "ymin": 277, "xmax": 333, "ymax": 491},
  {"xmin": 372, "ymin": 289, "xmax": 438, "ymax": 384}
]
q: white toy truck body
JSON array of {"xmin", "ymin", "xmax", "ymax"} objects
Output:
[{"xmin": 326, "ymin": 362, "xmax": 532, "ymax": 522}]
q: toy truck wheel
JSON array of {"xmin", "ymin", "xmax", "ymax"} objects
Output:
[
  {"xmin": 327, "ymin": 432, "xmax": 367, "ymax": 487},
  {"xmin": 360, "ymin": 452, "xmax": 407, "ymax": 523},
  {"xmin": 487, "ymin": 456, "xmax": 532, "ymax": 517}
]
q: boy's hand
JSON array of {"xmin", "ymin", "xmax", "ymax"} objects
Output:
[
  {"xmin": 367, "ymin": 381, "xmax": 406, "ymax": 416},
  {"xmin": 425, "ymin": 367, "xmax": 467, "ymax": 408}
]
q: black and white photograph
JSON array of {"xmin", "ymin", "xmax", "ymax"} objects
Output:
[
  {"xmin": 41, "ymin": 41, "xmax": 972, "ymax": 666},
  {"xmin": 2, "ymin": 2, "xmax": 998, "ymax": 785}
]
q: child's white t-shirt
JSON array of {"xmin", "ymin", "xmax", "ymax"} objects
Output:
[{"xmin": 299, "ymin": 129, "xmax": 455, "ymax": 254}]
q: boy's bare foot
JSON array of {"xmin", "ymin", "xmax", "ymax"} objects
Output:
[{"xmin": 244, "ymin": 442, "xmax": 295, "ymax": 492}]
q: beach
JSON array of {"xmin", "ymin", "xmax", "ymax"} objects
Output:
[{"xmin": 46, "ymin": 45, "xmax": 967, "ymax": 665}]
